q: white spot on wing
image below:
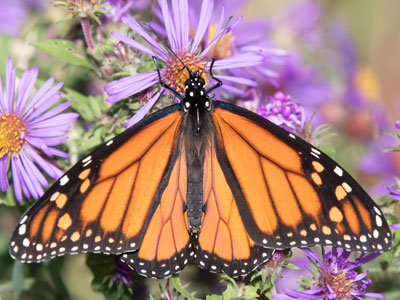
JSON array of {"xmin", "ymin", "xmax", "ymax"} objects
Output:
[
  {"xmin": 289, "ymin": 133, "xmax": 296, "ymax": 139},
  {"xmin": 20, "ymin": 215, "xmax": 28, "ymax": 224},
  {"xmin": 311, "ymin": 152, "xmax": 320, "ymax": 159},
  {"xmin": 18, "ymin": 224, "xmax": 26, "ymax": 235},
  {"xmin": 60, "ymin": 175, "xmax": 69, "ymax": 186},
  {"xmin": 23, "ymin": 238, "xmax": 30, "ymax": 247},
  {"xmin": 334, "ymin": 166, "xmax": 343, "ymax": 177},
  {"xmin": 82, "ymin": 156, "xmax": 92, "ymax": 163},
  {"xmin": 311, "ymin": 148, "xmax": 321, "ymax": 155},
  {"xmin": 376, "ymin": 215, "xmax": 382, "ymax": 227},
  {"xmin": 106, "ymin": 140, "xmax": 113, "ymax": 146},
  {"xmin": 374, "ymin": 206, "xmax": 382, "ymax": 216},
  {"xmin": 342, "ymin": 182, "xmax": 352, "ymax": 193}
]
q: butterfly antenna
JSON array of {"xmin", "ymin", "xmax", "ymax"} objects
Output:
[
  {"xmin": 142, "ymin": 22, "xmax": 193, "ymax": 77},
  {"xmin": 198, "ymin": 16, "xmax": 233, "ymax": 77}
]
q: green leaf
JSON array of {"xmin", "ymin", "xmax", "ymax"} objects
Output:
[
  {"xmin": 11, "ymin": 261, "xmax": 24, "ymax": 298},
  {"xmin": 171, "ymin": 276, "xmax": 198, "ymax": 300},
  {"xmin": 65, "ymin": 88, "xmax": 104, "ymax": 122},
  {"xmin": 0, "ymin": 191, "xmax": 16, "ymax": 206},
  {"xmin": 30, "ymin": 39, "xmax": 96, "ymax": 71},
  {"xmin": 383, "ymin": 146, "xmax": 400, "ymax": 153},
  {"xmin": 243, "ymin": 285, "xmax": 259, "ymax": 299},
  {"xmin": 0, "ymin": 278, "xmax": 34, "ymax": 293}
]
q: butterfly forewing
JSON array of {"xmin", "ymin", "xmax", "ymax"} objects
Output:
[
  {"xmin": 211, "ymin": 101, "xmax": 392, "ymax": 252},
  {"xmin": 119, "ymin": 143, "xmax": 194, "ymax": 278},
  {"xmin": 9, "ymin": 105, "xmax": 183, "ymax": 263}
]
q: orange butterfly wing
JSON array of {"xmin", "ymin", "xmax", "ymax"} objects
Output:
[
  {"xmin": 196, "ymin": 141, "xmax": 273, "ymax": 276},
  {"xmin": 119, "ymin": 144, "xmax": 194, "ymax": 278},
  {"xmin": 9, "ymin": 106, "xmax": 189, "ymax": 268},
  {"xmin": 210, "ymin": 101, "xmax": 392, "ymax": 253}
]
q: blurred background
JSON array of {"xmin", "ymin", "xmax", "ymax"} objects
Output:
[{"xmin": 1, "ymin": 0, "xmax": 400, "ymax": 299}]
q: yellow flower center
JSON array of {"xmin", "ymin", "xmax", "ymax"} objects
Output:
[
  {"xmin": 207, "ymin": 24, "xmax": 235, "ymax": 60},
  {"xmin": 0, "ymin": 114, "xmax": 26, "ymax": 158},
  {"xmin": 164, "ymin": 53, "xmax": 207, "ymax": 93},
  {"xmin": 355, "ymin": 67, "xmax": 381, "ymax": 102}
]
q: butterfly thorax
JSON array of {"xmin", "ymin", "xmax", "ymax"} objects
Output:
[{"xmin": 181, "ymin": 71, "xmax": 213, "ymax": 234}]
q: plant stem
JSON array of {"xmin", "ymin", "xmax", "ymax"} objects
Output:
[{"xmin": 81, "ymin": 17, "xmax": 95, "ymax": 50}]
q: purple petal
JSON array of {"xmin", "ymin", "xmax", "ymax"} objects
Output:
[
  {"xmin": 26, "ymin": 136, "xmax": 69, "ymax": 147},
  {"xmin": 25, "ymin": 145, "xmax": 63, "ymax": 179},
  {"xmin": 125, "ymin": 89, "xmax": 164, "ymax": 128},
  {"xmin": 121, "ymin": 15, "xmax": 168, "ymax": 59},
  {"xmin": 282, "ymin": 287, "xmax": 327, "ymax": 299},
  {"xmin": 302, "ymin": 248, "xmax": 323, "ymax": 266},
  {"xmin": 191, "ymin": 0, "xmax": 213, "ymax": 53},
  {"xmin": 11, "ymin": 158, "xmax": 23, "ymax": 202},
  {"xmin": 364, "ymin": 292, "xmax": 386, "ymax": 300},
  {"xmin": 212, "ymin": 53, "xmax": 264, "ymax": 69},
  {"xmin": 16, "ymin": 156, "xmax": 40, "ymax": 199},
  {"xmin": 159, "ymin": 0, "xmax": 178, "ymax": 50},
  {"xmin": 16, "ymin": 66, "xmax": 38, "ymax": 113},
  {"xmin": 23, "ymin": 82, "xmax": 64, "ymax": 120},
  {"xmin": 0, "ymin": 157, "xmax": 9, "ymax": 192},
  {"xmin": 199, "ymin": 5, "xmax": 226, "ymax": 56},
  {"xmin": 30, "ymin": 112, "xmax": 78, "ymax": 129},
  {"xmin": 45, "ymin": 147, "xmax": 69, "ymax": 159},
  {"xmin": 171, "ymin": 0, "xmax": 182, "ymax": 50},
  {"xmin": 390, "ymin": 223, "xmax": 400, "ymax": 229},
  {"xmin": 214, "ymin": 74, "xmax": 257, "ymax": 87},
  {"xmin": 219, "ymin": 83, "xmax": 245, "ymax": 95},
  {"xmin": 0, "ymin": 73, "xmax": 5, "ymax": 113},
  {"xmin": 179, "ymin": 0, "xmax": 189, "ymax": 50},
  {"xmin": 20, "ymin": 151, "xmax": 46, "ymax": 197},
  {"xmin": 6, "ymin": 57, "xmax": 16, "ymax": 113},
  {"xmin": 21, "ymin": 77, "xmax": 55, "ymax": 116},
  {"xmin": 105, "ymin": 72, "xmax": 159, "ymax": 103},
  {"xmin": 111, "ymin": 31, "xmax": 162, "ymax": 60},
  {"xmin": 28, "ymin": 101, "xmax": 71, "ymax": 123}
]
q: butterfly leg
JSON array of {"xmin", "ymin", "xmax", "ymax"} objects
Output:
[
  {"xmin": 152, "ymin": 56, "xmax": 184, "ymax": 101},
  {"xmin": 205, "ymin": 59, "xmax": 223, "ymax": 94}
]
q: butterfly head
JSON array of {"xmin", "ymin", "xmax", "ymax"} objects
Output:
[{"xmin": 182, "ymin": 71, "xmax": 211, "ymax": 114}]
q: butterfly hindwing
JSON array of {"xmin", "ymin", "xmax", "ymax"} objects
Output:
[
  {"xmin": 9, "ymin": 105, "xmax": 184, "ymax": 263},
  {"xmin": 211, "ymin": 101, "xmax": 392, "ymax": 252}
]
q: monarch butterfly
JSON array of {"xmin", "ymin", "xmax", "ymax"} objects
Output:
[{"xmin": 9, "ymin": 58, "xmax": 392, "ymax": 279}]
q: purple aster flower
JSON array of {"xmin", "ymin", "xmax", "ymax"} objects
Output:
[
  {"xmin": 273, "ymin": 247, "xmax": 385, "ymax": 300},
  {"xmin": 257, "ymin": 91, "xmax": 306, "ymax": 135},
  {"xmin": 105, "ymin": 0, "xmax": 151, "ymax": 22},
  {"xmin": 395, "ymin": 114, "xmax": 400, "ymax": 131},
  {"xmin": 0, "ymin": 0, "xmax": 28, "ymax": 36},
  {"xmin": 104, "ymin": 0, "xmax": 264, "ymax": 128},
  {"xmin": 0, "ymin": 58, "xmax": 79, "ymax": 202},
  {"xmin": 112, "ymin": 259, "xmax": 133, "ymax": 285},
  {"xmin": 387, "ymin": 185, "xmax": 400, "ymax": 201}
]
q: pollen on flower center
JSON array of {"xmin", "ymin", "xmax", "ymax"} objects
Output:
[
  {"xmin": 164, "ymin": 54, "xmax": 207, "ymax": 93},
  {"xmin": 322, "ymin": 270, "xmax": 354, "ymax": 299},
  {"xmin": 0, "ymin": 114, "xmax": 26, "ymax": 158}
]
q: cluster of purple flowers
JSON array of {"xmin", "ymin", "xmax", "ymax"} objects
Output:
[{"xmin": 274, "ymin": 248, "xmax": 386, "ymax": 300}]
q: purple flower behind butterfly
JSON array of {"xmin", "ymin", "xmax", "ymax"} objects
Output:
[
  {"xmin": 0, "ymin": 58, "xmax": 79, "ymax": 202},
  {"xmin": 104, "ymin": 0, "xmax": 265, "ymax": 128},
  {"xmin": 105, "ymin": 0, "xmax": 151, "ymax": 22},
  {"xmin": 273, "ymin": 247, "xmax": 385, "ymax": 300},
  {"xmin": 257, "ymin": 91, "xmax": 306, "ymax": 135}
]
